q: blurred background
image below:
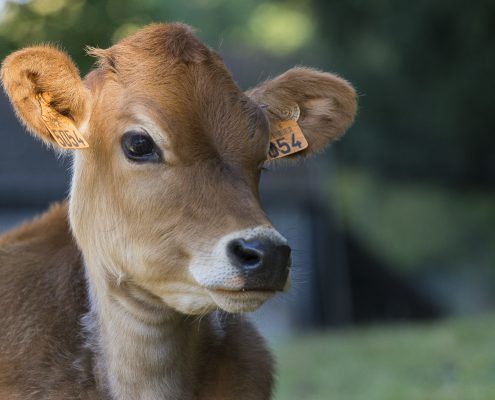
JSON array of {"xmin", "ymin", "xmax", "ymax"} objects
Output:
[{"xmin": 0, "ymin": 0, "xmax": 494, "ymax": 398}]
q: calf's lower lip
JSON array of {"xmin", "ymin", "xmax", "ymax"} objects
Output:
[
  {"xmin": 207, "ymin": 288, "xmax": 275, "ymax": 311},
  {"xmin": 211, "ymin": 288, "xmax": 277, "ymax": 294}
]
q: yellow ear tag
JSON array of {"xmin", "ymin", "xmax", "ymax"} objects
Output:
[
  {"xmin": 267, "ymin": 105, "xmax": 307, "ymax": 160},
  {"xmin": 37, "ymin": 93, "xmax": 89, "ymax": 149}
]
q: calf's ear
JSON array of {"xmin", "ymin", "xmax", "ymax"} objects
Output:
[
  {"xmin": 246, "ymin": 67, "xmax": 357, "ymax": 158},
  {"xmin": 1, "ymin": 45, "xmax": 90, "ymax": 148}
]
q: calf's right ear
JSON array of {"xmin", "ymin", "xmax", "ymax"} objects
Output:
[{"xmin": 1, "ymin": 46, "xmax": 90, "ymax": 147}]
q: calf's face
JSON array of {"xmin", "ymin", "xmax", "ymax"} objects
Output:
[{"xmin": 1, "ymin": 24, "xmax": 357, "ymax": 314}]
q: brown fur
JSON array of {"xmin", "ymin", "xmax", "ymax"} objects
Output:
[{"xmin": 0, "ymin": 23, "xmax": 357, "ymax": 399}]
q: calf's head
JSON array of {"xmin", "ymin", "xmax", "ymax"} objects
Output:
[{"xmin": 1, "ymin": 24, "xmax": 356, "ymax": 314}]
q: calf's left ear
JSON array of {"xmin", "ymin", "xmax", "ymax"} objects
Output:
[{"xmin": 246, "ymin": 67, "xmax": 357, "ymax": 157}]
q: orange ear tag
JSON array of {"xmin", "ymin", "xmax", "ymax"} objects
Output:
[
  {"xmin": 37, "ymin": 93, "xmax": 89, "ymax": 149},
  {"xmin": 267, "ymin": 119, "xmax": 308, "ymax": 161}
]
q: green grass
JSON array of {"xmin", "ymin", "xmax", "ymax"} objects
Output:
[{"xmin": 274, "ymin": 315, "xmax": 495, "ymax": 400}]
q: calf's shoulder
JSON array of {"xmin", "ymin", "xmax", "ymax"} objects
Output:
[{"xmin": 0, "ymin": 203, "xmax": 95, "ymax": 399}]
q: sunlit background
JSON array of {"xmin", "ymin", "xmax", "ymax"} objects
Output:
[{"xmin": 0, "ymin": 1, "xmax": 494, "ymax": 399}]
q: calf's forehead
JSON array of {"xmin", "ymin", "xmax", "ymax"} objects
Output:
[{"xmin": 86, "ymin": 49, "xmax": 268, "ymax": 166}]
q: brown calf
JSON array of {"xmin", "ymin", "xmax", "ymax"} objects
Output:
[{"xmin": 0, "ymin": 23, "xmax": 356, "ymax": 399}]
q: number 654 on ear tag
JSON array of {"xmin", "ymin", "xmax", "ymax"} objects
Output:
[{"xmin": 267, "ymin": 120, "xmax": 308, "ymax": 160}]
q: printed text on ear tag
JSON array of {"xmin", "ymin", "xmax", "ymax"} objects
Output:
[
  {"xmin": 37, "ymin": 93, "xmax": 89, "ymax": 149},
  {"xmin": 267, "ymin": 120, "xmax": 308, "ymax": 160}
]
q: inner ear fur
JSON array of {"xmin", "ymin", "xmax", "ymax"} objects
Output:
[
  {"xmin": 247, "ymin": 67, "xmax": 357, "ymax": 156},
  {"xmin": 1, "ymin": 45, "xmax": 89, "ymax": 145}
]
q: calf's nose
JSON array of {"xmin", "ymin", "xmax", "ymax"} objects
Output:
[{"xmin": 227, "ymin": 238, "xmax": 291, "ymax": 291}]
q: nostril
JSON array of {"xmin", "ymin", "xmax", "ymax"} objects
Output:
[
  {"xmin": 226, "ymin": 236, "xmax": 291, "ymax": 290},
  {"xmin": 228, "ymin": 239, "xmax": 264, "ymax": 268},
  {"xmin": 233, "ymin": 245, "xmax": 260, "ymax": 265},
  {"xmin": 277, "ymin": 245, "xmax": 291, "ymax": 268}
]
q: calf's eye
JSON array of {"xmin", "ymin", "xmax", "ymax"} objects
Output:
[{"xmin": 121, "ymin": 131, "xmax": 161, "ymax": 163}]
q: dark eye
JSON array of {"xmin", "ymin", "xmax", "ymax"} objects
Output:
[{"xmin": 121, "ymin": 131, "xmax": 161, "ymax": 163}]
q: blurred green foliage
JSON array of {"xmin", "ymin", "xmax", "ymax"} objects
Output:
[
  {"xmin": 0, "ymin": 0, "xmax": 493, "ymax": 287},
  {"xmin": 316, "ymin": 0, "xmax": 495, "ymax": 187},
  {"xmin": 276, "ymin": 314, "xmax": 495, "ymax": 400},
  {"xmin": 0, "ymin": 0, "xmax": 316, "ymax": 71},
  {"xmin": 330, "ymin": 168, "xmax": 495, "ymax": 274}
]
